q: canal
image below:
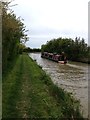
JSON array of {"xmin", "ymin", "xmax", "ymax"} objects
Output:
[{"xmin": 29, "ymin": 52, "xmax": 89, "ymax": 118}]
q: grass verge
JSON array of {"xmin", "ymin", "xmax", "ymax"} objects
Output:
[{"xmin": 2, "ymin": 53, "xmax": 83, "ymax": 119}]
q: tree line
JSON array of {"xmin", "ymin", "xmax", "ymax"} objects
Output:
[
  {"xmin": 23, "ymin": 47, "xmax": 41, "ymax": 52},
  {"xmin": 2, "ymin": 1, "xmax": 28, "ymax": 72},
  {"xmin": 41, "ymin": 37, "xmax": 90, "ymax": 63}
]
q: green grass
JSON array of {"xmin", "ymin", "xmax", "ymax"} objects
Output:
[{"xmin": 2, "ymin": 53, "xmax": 83, "ymax": 119}]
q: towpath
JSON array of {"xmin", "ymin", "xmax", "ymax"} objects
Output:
[{"xmin": 2, "ymin": 54, "xmax": 83, "ymax": 119}]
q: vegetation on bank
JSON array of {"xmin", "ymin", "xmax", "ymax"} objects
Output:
[
  {"xmin": 2, "ymin": 1, "xmax": 28, "ymax": 72},
  {"xmin": 41, "ymin": 37, "xmax": 90, "ymax": 63},
  {"xmin": 3, "ymin": 53, "xmax": 83, "ymax": 119}
]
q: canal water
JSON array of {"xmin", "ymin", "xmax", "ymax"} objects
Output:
[{"xmin": 29, "ymin": 52, "xmax": 89, "ymax": 118}]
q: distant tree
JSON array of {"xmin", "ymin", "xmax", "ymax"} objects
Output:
[{"xmin": 41, "ymin": 37, "xmax": 89, "ymax": 63}]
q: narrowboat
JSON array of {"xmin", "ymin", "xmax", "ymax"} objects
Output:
[{"xmin": 41, "ymin": 52, "xmax": 67, "ymax": 64}]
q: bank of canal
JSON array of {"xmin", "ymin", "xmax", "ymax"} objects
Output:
[
  {"xmin": 3, "ymin": 53, "xmax": 83, "ymax": 119},
  {"xmin": 29, "ymin": 52, "xmax": 89, "ymax": 118}
]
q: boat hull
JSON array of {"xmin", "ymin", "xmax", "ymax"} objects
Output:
[
  {"xmin": 41, "ymin": 52, "xmax": 67, "ymax": 64},
  {"xmin": 58, "ymin": 61, "xmax": 67, "ymax": 64}
]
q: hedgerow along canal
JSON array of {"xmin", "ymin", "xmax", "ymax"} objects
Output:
[{"xmin": 29, "ymin": 52, "xmax": 89, "ymax": 118}]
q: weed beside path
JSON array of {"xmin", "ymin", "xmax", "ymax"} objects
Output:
[{"xmin": 3, "ymin": 53, "xmax": 83, "ymax": 119}]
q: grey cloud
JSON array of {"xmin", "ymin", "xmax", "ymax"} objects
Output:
[{"xmin": 12, "ymin": 0, "xmax": 88, "ymax": 48}]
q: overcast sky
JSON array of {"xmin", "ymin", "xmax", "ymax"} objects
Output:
[{"xmin": 11, "ymin": 0, "xmax": 89, "ymax": 48}]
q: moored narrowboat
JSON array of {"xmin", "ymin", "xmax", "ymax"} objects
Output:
[{"xmin": 41, "ymin": 52, "xmax": 67, "ymax": 64}]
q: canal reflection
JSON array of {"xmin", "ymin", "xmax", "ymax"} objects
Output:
[{"xmin": 29, "ymin": 52, "xmax": 89, "ymax": 118}]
